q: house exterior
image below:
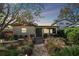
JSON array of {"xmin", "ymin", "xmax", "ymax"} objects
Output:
[
  {"xmin": 68, "ymin": 22, "xmax": 79, "ymax": 27},
  {"xmin": 12, "ymin": 23, "xmax": 58, "ymax": 38},
  {"xmin": 35, "ymin": 26, "xmax": 58, "ymax": 37},
  {"xmin": 57, "ymin": 20, "xmax": 72, "ymax": 29},
  {"xmin": 53, "ymin": 19, "xmax": 79, "ymax": 30},
  {"xmin": 12, "ymin": 23, "xmax": 36, "ymax": 37}
]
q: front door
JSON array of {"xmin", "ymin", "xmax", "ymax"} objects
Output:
[{"xmin": 36, "ymin": 28, "xmax": 42, "ymax": 37}]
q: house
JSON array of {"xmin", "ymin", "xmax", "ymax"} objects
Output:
[
  {"xmin": 12, "ymin": 23, "xmax": 36, "ymax": 38},
  {"xmin": 52, "ymin": 19, "xmax": 79, "ymax": 30},
  {"xmin": 11, "ymin": 23, "xmax": 58, "ymax": 38},
  {"xmin": 35, "ymin": 26, "xmax": 58, "ymax": 37}
]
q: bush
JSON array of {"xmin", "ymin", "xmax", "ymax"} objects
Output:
[
  {"xmin": 57, "ymin": 30, "xmax": 66, "ymax": 38},
  {"xmin": 6, "ymin": 49, "xmax": 20, "ymax": 56},
  {"xmin": 45, "ymin": 37, "xmax": 66, "ymax": 55},
  {"xmin": 0, "ymin": 48, "xmax": 20, "ymax": 56},
  {"xmin": 14, "ymin": 35, "xmax": 18, "ymax": 40},
  {"xmin": 43, "ymin": 33, "xmax": 48, "ymax": 38},
  {"xmin": 0, "ymin": 33, "xmax": 5, "ymax": 39},
  {"xmin": 2, "ymin": 44, "xmax": 20, "ymax": 56},
  {"xmin": 54, "ymin": 45, "xmax": 79, "ymax": 56},
  {"xmin": 64, "ymin": 27, "xmax": 79, "ymax": 43},
  {"xmin": 17, "ymin": 43, "xmax": 34, "ymax": 56},
  {"xmin": 22, "ymin": 45, "xmax": 33, "ymax": 56}
]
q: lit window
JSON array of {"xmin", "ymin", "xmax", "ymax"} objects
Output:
[
  {"xmin": 44, "ymin": 29, "xmax": 49, "ymax": 33},
  {"xmin": 22, "ymin": 28, "xmax": 27, "ymax": 33},
  {"xmin": 50, "ymin": 29, "xmax": 52, "ymax": 33}
]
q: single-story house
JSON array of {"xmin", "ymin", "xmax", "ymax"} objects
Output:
[{"xmin": 11, "ymin": 23, "xmax": 58, "ymax": 38}]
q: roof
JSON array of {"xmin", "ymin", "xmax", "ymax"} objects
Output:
[
  {"xmin": 35, "ymin": 25, "xmax": 58, "ymax": 28},
  {"xmin": 11, "ymin": 23, "xmax": 37, "ymax": 26},
  {"xmin": 52, "ymin": 19, "xmax": 74, "ymax": 26}
]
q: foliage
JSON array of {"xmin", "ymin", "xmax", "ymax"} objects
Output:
[
  {"xmin": 7, "ymin": 35, "xmax": 14, "ymax": 40},
  {"xmin": 52, "ymin": 4, "xmax": 79, "ymax": 27},
  {"xmin": 54, "ymin": 45, "xmax": 79, "ymax": 56},
  {"xmin": 64, "ymin": 27, "xmax": 79, "ymax": 43},
  {"xmin": 45, "ymin": 37, "xmax": 66, "ymax": 55},
  {"xmin": 20, "ymin": 45, "xmax": 33, "ymax": 56},
  {"xmin": 58, "ymin": 4, "xmax": 79, "ymax": 22},
  {"xmin": 0, "ymin": 3, "xmax": 44, "ymax": 33},
  {"xmin": 0, "ymin": 33, "xmax": 4, "ymax": 39},
  {"xmin": 16, "ymin": 37, "xmax": 34, "ymax": 56},
  {"xmin": 0, "ymin": 43, "xmax": 34, "ymax": 56},
  {"xmin": 43, "ymin": 33, "xmax": 49, "ymax": 38},
  {"xmin": 0, "ymin": 45, "xmax": 20, "ymax": 56},
  {"xmin": 56, "ymin": 30, "xmax": 67, "ymax": 38},
  {"xmin": 0, "ymin": 48, "xmax": 21, "ymax": 56}
]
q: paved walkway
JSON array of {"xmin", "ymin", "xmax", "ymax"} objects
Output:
[
  {"xmin": 32, "ymin": 44, "xmax": 48, "ymax": 56},
  {"xmin": 33, "ymin": 37, "xmax": 44, "ymax": 44}
]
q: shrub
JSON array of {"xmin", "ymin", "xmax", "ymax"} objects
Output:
[
  {"xmin": 22, "ymin": 45, "xmax": 33, "ymax": 56},
  {"xmin": 45, "ymin": 37, "xmax": 66, "ymax": 55},
  {"xmin": 17, "ymin": 44, "xmax": 34, "ymax": 56},
  {"xmin": 0, "ymin": 33, "xmax": 5, "ymax": 39},
  {"xmin": 43, "ymin": 33, "xmax": 48, "ymax": 38},
  {"xmin": 67, "ymin": 31, "xmax": 76, "ymax": 42},
  {"xmin": 6, "ymin": 49, "xmax": 20, "ymax": 56},
  {"xmin": 64, "ymin": 27, "xmax": 79, "ymax": 43},
  {"xmin": 54, "ymin": 45, "xmax": 79, "ymax": 56},
  {"xmin": 14, "ymin": 35, "xmax": 18, "ymax": 40},
  {"xmin": 57, "ymin": 30, "xmax": 66, "ymax": 38},
  {"xmin": 0, "ymin": 48, "xmax": 20, "ymax": 56}
]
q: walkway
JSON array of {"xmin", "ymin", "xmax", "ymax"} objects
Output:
[
  {"xmin": 32, "ymin": 43, "xmax": 48, "ymax": 56},
  {"xmin": 33, "ymin": 37, "xmax": 44, "ymax": 44}
]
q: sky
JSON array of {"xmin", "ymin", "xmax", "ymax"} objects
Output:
[{"xmin": 35, "ymin": 3, "xmax": 67, "ymax": 26}]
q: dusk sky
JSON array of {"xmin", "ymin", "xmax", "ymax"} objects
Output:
[{"xmin": 36, "ymin": 3, "xmax": 67, "ymax": 26}]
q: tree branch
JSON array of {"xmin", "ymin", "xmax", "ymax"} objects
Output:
[{"xmin": 1, "ymin": 4, "xmax": 10, "ymax": 27}]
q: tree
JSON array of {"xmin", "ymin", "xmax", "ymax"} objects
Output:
[
  {"xmin": 53, "ymin": 4, "xmax": 79, "ymax": 27},
  {"xmin": 0, "ymin": 3, "xmax": 44, "ymax": 33}
]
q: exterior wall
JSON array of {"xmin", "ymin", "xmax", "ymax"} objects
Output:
[
  {"xmin": 13, "ymin": 25, "xmax": 58, "ymax": 37},
  {"xmin": 13, "ymin": 26, "xmax": 35, "ymax": 36},
  {"xmin": 57, "ymin": 20, "xmax": 72, "ymax": 29}
]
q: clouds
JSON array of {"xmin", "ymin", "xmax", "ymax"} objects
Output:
[
  {"xmin": 36, "ymin": 9, "xmax": 60, "ymax": 25},
  {"xmin": 36, "ymin": 3, "xmax": 66, "ymax": 25},
  {"xmin": 41, "ymin": 9, "xmax": 58, "ymax": 16}
]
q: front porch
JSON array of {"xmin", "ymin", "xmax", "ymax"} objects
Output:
[
  {"xmin": 33, "ymin": 26, "xmax": 58, "ymax": 44},
  {"xmin": 35, "ymin": 26, "xmax": 58, "ymax": 38}
]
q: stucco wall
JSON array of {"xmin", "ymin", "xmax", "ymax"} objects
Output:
[
  {"xmin": 13, "ymin": 26, "xmax": 35, "ymax": 36},
  {"xmin": 57, "ymin": 20, "xmax": 72, "ymax": 29},
  {"xmin": 43, "ymin": 28, "xmax": 53, "ymax": 34}
]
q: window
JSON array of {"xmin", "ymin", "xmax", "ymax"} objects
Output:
[
  {"xmin": 50, "ymin": 29, "xmax": 52, "ymax": 34},
  {"xmin": 22, "ymin": 28, "xmax": 27, "ymax": 33},
  {"xmin": 44, "ymin": 29, "xmax": 49, "ymax": 33}
]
